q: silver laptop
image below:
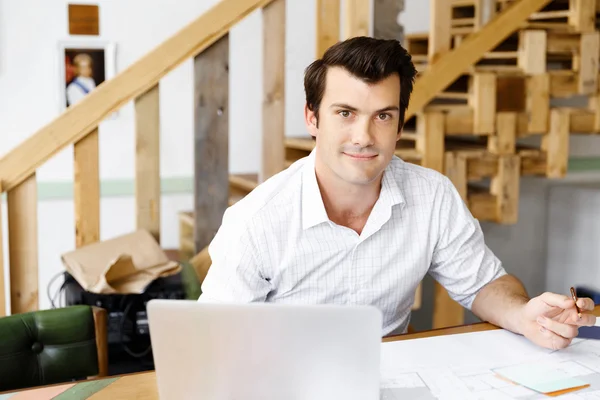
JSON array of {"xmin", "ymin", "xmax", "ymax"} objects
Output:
[{"xmin": 147, "ymin": 300, "xmax": 382, "ymax": 400}]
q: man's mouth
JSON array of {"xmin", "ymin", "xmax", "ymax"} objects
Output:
[{"xmin": 343, "ymin": 152, "xmax": 378, "ymax": 160}]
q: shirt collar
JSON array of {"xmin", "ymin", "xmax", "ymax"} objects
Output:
[
  {"xmin": 379, "ymin": 158, "xmax": 405, "ymax": 208},
  {"xmin": 302, "ymin": 151, "xmax": 330, "ymax": 230},
  {"xmin": 301, "ymin": 151, "xmax": 406, "ymax": 231}
]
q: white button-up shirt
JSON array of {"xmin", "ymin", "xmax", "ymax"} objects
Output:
[{"xmin": 199, "ymin": 150, "xmax": 506, "ymax": 336}]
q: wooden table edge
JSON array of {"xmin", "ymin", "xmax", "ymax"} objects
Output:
[
  {"xmin": 383, "ymin": 320, "xmax": 500, "ymax": 342},
  {"xmin": 384, "ymin": 304, "xmax": 600, "ymax": 342}
]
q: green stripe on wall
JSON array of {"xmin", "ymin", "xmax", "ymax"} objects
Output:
[
  {"xmin": 2, "ymin": 177, "xmax": 194, "ymax": 201},
  {"xmin": 567, "ymin": 157, "xmax": 600, "ymax": 172}
]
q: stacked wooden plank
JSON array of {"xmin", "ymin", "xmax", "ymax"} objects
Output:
[{"xmin": 391, "ymin": 0, "xmax": 600, "ymax": 224}]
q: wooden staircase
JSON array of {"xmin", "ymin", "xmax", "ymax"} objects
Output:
[{"xmin": 1, "ymin": 0, "xmax": 595, "ymax": 330}]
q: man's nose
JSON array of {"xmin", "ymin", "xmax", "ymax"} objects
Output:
[{"xmin": 351, "ymin": 120, "xmax": 375, "ymax": 147}]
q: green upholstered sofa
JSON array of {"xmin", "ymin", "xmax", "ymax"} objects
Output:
[{"xmin": 0, "ymin": 305, "xmax": 107, "ymax": 392}]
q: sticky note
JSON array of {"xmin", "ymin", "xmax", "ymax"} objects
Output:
[{"xmin": 492, "ymin": 363, "xmax": 589, "ymax": 395}]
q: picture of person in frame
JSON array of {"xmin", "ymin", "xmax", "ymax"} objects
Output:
[{"xmin": 64, "ymin": 48, "xmax": 106, "ymax": 107}]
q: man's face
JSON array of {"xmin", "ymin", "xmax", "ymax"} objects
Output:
[
  {"xmin": 305, "ymin": 66, "xmax": 401, "ymax": 187},
  {"xmin": 77, "ymin": 60, "xmax": 92, "ymax": 78}
]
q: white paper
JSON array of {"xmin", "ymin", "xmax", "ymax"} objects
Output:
[
  {"xmin": 380, "ymin": 329, "xmax": 600, "ymax": 399},
  {"xmin": 380, "ymin": 372, "xmax": 425, "ymax": 389},
  {"xmin": 498, "ymin": 384, "xmax": 537, "ymax": 397},
  {"xmin": 581, "ymin": 390, "xmax": 600, "ymax": 399},
  {"xmin": 556, "ymin": 361, "xmax": 596, "ymax": 377}
]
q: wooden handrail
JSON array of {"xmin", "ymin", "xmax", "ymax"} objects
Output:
[
  {"xmin": 406, "ymin": 0, "xmax": 552, "ymax": 121},
  {"xmin": 0, "ymin": 0, "xmax": 275, "ymax": 193}
]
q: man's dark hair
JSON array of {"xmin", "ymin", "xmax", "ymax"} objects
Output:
[{"xmin": 304, "ymin": 36, "xmax": 417, "ymax": 132}]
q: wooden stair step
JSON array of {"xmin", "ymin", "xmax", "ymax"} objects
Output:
[
  {"xmin": 285, "ymin": 137, "xmax": 315, "ymax": 152},
  {"xmin": 229, "ymin": 174, "xmax": 258, "ymax": 193}
]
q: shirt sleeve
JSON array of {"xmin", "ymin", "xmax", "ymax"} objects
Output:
[
  {"xmin": 198, "ymin": 207, "xmax": 273, "ymax": 303},
  {"xmin": 428, "ymin": 177, "xmax": 507, "ymax": 309}
]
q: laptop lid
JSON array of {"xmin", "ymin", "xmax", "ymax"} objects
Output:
[{"xmin": 147, "ymin": 300, "xmax": 382, "ymax": 400}]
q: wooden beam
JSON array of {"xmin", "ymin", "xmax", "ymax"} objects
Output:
[
  {"xmin": 407, "ymin": 0, "xmax": 553, "ymax": 122},
  {"xmin": 374, "ymin": 0, "xmax": 404, "ymax": 41},
  {"xmin": 344, "ymin": 0, "xmax": 371, "ymax": 39},
  {"xmin": 469, "ymin": 191, "xmax": 497, "ymax": 221},
  {"xmin": 493, "ymin": 155, "xmax": 520, "ymax": 224},
  {"xmin": 549, "ymin": 71, "xmax": 579, "ymax": 98},
  {"xmin": 0, "ymin": 0, "xmax": 275, "ymax": 193},
  {"xmin": 193, "ymin": 35, "xmax": 230, "ymax": 252},
  {"xmin": 489, "ymin": 112, "xmax": 516, "ymax": 155},
  {"xmin": 74, "ymin": 128, "xmax": 100, "ymax": 248},
  {"xmin": 445, "ymin": 152, "xmax": 467, "ymax": 201},
  {"xmin": 468, "ymin": 155, "xmax": 500, "ymax": 181},
  {"xmin": 91, "ymin": 306, "xmax": 109, "ymax": 377},
  {"xmin": 543, "ymin": 108, "xmax": 570, "ymax": 178},
  {"xmin": 578, "ymin": 31, "xmax": 600, "ymax": 95},
  {"xmin": 526, "ymin": 74, "xmax": 550, "ymax": 133},
  {"xmin": 569, "ymin": 0, "xmax": 596, "ymax": 33},
  {"xmin": 261, "ymin": 0, "xmax": 286, "ymax": 182},
  {"xmin": 470, "ymin": 72, "xmax": 496, "ymax": 135},
  {"xmin": 433, "ymin": 282, "xmax": 465, "ymax": 329},
  {"xmin": 412, "ymin": 283, "xmax": 422, "ymax": 310},
  {"xmin": 0, "ymin": 183, "xmax": 5, "ymax": 317},
  {"xmin": 589, "ymin": 95, "xmax": 600, "ymax": 132},
  {"xmin": 518, "ymin": 30, "xmax": 547, "ymax": 74},
  {"xmin": 135, "ymin": 84, "xmax": 161, "ymax": 242},
  {"xmin": 416, "ymin": 112, "xmax": 445, "ymax": 172},
  {"xmin": 7, "ymin": 174, "xmax": 38, "ymax": 314},
  {"xmin": 429, "ymin": 0, "xmax": 452, "ymax": 62},
  {"xmin": 316, "ymin": 0, "xmax": 340, "ymax": 58}
]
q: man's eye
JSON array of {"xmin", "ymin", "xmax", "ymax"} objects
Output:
[
  {"xmin": 339, "ymin": 111, "xmax": 351, "ymax": 118},
  {"xmin": 378, "ymin": 113, "xmax": 390, "ymax": 120}
]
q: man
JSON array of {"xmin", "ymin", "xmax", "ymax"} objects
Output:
[
  {"xmin": 199, "ymin": 36, "xmax": 596, "ymax": 350},
  {"xmin": 66, "ymin": 53, "xmax": 96, "ymax": 107}
]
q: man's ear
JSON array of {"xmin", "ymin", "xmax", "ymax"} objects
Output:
[{"xmin": 304, "ymin": 103, "xmax": 318, "ymax": 138}]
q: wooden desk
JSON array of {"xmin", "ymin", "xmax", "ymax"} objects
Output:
[{"xmin": 3, "ymin": 307, "xmax": 599, "ymax": 399}]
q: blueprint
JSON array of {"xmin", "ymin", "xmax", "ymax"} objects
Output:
[{"xmin": 380, "ymin": 329, "xmax": 600, "ymax": 399}]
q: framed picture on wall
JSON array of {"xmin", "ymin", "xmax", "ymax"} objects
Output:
[{"xmin": 57, "ymin": 40, "xmax": 116, "ymax": 113}]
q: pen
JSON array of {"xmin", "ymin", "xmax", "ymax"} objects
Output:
[{"xmin": 570, "ymin": 287, "xmax": 582, "ymax": 319}]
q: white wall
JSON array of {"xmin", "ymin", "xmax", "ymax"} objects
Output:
[
  {"xmin": 399, "ymin": 0, "xmax": 429, "ymax": 34},
  {"xmin": 546, "ymin": 183, "xmax": 600, "ymax": 296}
]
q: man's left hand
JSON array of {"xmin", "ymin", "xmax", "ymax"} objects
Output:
[{"xmin": 519, "ymin": 292, "xmax": 596, "ymax": 350}]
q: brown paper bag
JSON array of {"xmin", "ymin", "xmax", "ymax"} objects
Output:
[{"xmin": 61, "ymin": 229, "xmax": 182, "ymax": 294}]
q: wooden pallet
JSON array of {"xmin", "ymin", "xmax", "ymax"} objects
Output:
[
  {"xmin": 404, "ymin": 33, "xmax": 429, "ymax": 72},
  {"xmin": 402, "ymin": 9, "xmax": 600, "ymax": 181},
  {"xmin": 496, "ymin": 0, "xmax": 598, "ymax": 33},
  {"xmin": 445, "ymin": 149, "xmax": 521, "ymax": 223}
]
